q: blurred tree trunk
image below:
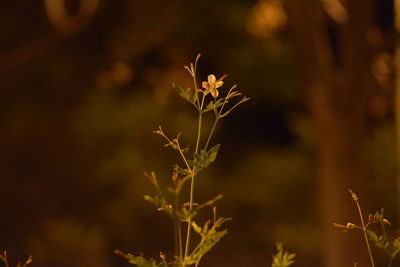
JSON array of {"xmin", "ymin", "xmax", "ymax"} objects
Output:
[
  {"xmin": 395, "ymin": 0, "xmax": 400, "ymax": 227},
  {"xmin": 284, "ymin": 0, "xmax": 376, "ymax": 266}
]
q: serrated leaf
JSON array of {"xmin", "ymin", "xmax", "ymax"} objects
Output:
[
  {"xmin": 367, "ymin": 230, "xmax": 388, "ymax": 250},
  {"xmin": 366, "ymin": 230, "xmax": 381, "ymax": 246},
  {"xmin": 115, "ymin": 249, "xmax": 167, "ymax": 267},
  {"xmin": 190, "ymin": 144, "xmax": 220, "ymax": 170},
  {"xmin": 204, "ymin": 99, "xmax": 224, "ymax": 112},
  {"xmin": 172, "ymin": 83, "xmax": 197, "ymax": 105},
  {"xmin": 366, "ymin": 230, "xmax": 400, "ymax": 259},
  {"xmin": 271, "ymin": 243, "xmax": 296, "ymax": 267},
  {"xmin": 185, "ymin": 217, "xmax": 231, "ymax": 265}
]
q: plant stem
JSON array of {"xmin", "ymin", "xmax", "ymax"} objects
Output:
[
  {"xmin": 177, "ymin": 145, "xmax": 191, "ymax": 172},
  {"xmin": 204, "ymin": 117, "xmax": 219, "ymax": 151},
  {"xmin": 195, "ymin": 112, "xmax": 203, "ymax": 153},
  {"xmin": 173, "ymin": 139, "xmax": 193, "ymax": 265},
  {"xmin": 174, "ymin": 190, "xmax": 183, "ymax": 264},
  {"xmin": 204, "ymin": 88, "xmax": 234, "ymax": 151},
  {"xmin": 184, "ymin": 127, "xmax": 201, "ymax": 260},
  {"xmin": 195, "ymin": 93, "xmax": 206, "ymax": 152},
  {"xmin": 354, "ymin": 199, "xmax": 375, "ymax": 267},
  {"xmin": 184, "ymin": 173, "xmax": 195, "ymax": 262},
  {"xmin": 184, "ymin": 71, "xmax": 205, "ymax": 264}
]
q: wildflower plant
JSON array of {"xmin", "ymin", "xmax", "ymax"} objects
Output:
[
  {"xmin": 116, "ymin": 54, "xmax": 249, "ymax": 267},
  {"xmin": 334, "ymin": 190, "xmax": 400, "ymax": 267}
]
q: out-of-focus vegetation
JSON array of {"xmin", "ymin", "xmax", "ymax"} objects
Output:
[
  {"xmin": 334, "ymin": 190, "xmax": 400, "ymax": 267},
  {"xmin": 0, "ymin": 251, "xmax": 32, "ymax": 267},
  {"xmin": 0, "ymin": 0, "xmax": 397, "ymax": 266}
]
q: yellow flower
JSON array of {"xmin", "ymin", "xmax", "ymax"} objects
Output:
[{"xmin": 202, "ymin": 74, "xmax": 224, "ymax": 98}]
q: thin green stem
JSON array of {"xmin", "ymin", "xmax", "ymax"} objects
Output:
[
  {"xmin": 173, "ymin": 189, "xmax": 183, "ymax": 264},
  {"xmin": 184, "ymin": 65, "xmax": 205, "ymax": 263},
  {"xmin": 355, "ymin": 200, "xmax": 375, "ymax": 267},
  {"xmin": 184, "ymin": 174, "xmax": 195, "ymax": 262},
  {"xmin": 195, "ymin": 112, "xmax": 203, "ymax": 153},
  {"xmin": 204, "ymin": 117, "xmax": 219, "ymax": 151},
  {"xmin": 195, "ymin": 94, "xmax": 206, "ymax": 152},
  {"xmin": 379, "ymin": 220, "xmax": 388, "ymax": 242},
  {"xmin": 175, "ymin": 137, "xmax": 194, "ymax": 265},
  {"xmin": 204, "ymin": 87, "xmax": 233, "ymax": 150},
  {"xmin": 177, "ymin": 146, "xmax": 191, "ymax": 172}
]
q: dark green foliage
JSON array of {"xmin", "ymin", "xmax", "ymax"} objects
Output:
[{"xmin": 189, "ymin": 144, "xmax": 220, "ymax": 170}]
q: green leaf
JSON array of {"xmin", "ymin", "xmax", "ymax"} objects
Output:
[
  {"xmin": 366, "ymin": 230, "xmax": 388, "ymax": 250},
  {"xmin": 189, "ymin": 144, "xmax": 220, "ymax": 170},
  {"xmin": 203, "ymin": 99, "xmax": 224, "ymax": 112},
  {"xmin": 393, "ymin": 237, "xmax": 400, "ymax": 257},
  {"xmin": 115, "ymin": 249, "xmax": 167, "ymax": 267},
  {"xmin": 185, "ymin": 217, "xmax": 231, "ymax": 265},
  {"xmin": 271, "ymin": 243, "xmax": 295, "ymax": 267},
  {"xmin": 366, "ymin": 230, "xmax": 400, "ymax": 259},
  {"xmin": 176, "ymin": 195, "xmax": 222, "ymax": 222},
  {"xmin": 207, "ymin": 144, "xmax": 220, "ymax": 163},
  {"xmin": 172, "ymin": 83, "xmax": 197, "ymax": 106},
  {"xmin": 366, "ymin": 230, "xmax": 382, "ymax": 247}
]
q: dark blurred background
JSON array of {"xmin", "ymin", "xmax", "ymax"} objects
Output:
[{"xmin": 0, "ymin": 0, "xmax": 398, "ymax": 266}]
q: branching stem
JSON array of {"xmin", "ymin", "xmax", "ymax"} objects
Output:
[{"xmin": 352, "ymin": 191, "xmax": 375, "ymax": 267}]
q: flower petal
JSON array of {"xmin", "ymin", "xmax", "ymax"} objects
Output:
[
  {"xmin": 202, "ymin": 81, "xmax": 210, "ymax": 89},
  {"xmin": 208, "ymin": 74, "xmax": 216, "ymax": 84},
  {"xmin": 215, "ymin": 81, "xmax": 223, "ymax": 88},
  {"xmin": 211, "ymin": 88, "xmax": 219, "ymax": 98}
]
